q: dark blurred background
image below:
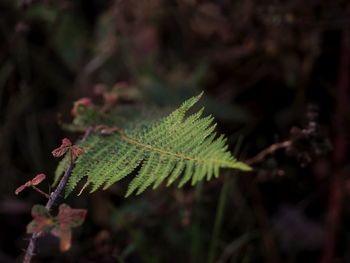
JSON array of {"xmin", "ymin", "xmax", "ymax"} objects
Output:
[{"xmin": 0, "ymin": 0, "xmax": 349, "ymax": 262}]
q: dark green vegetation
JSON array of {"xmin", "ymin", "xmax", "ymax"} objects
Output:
[{"xmin": 0, "ymin": 1, "xmax": 349, "ymax": 263}]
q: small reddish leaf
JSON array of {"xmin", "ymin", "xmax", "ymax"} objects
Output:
[
  {"xmin": 52, "ymin": 138, "xmax": 72, "ymax": 157},
  {"xmin": 52, "ymin": 138, "xmax": 84, "ymax": 160},
  {"xmin": 15, "ymin": 184, "xmax": 27, "ymax": 195},
  {"xmin": 26, "ymin": 204, "xmax": 86, "ymax": 252},
  {"xmin": 71, "ymin": 145, "xmax": 85, "ymax": 159},
  {"xmin": 61, "ymin": 138, "xmax": 72, "ymax": 147},
  {"xmin": 52, "ymin": 148, "xmax": 67, "ymax": 157},
  {"xmin": 51, "ymin": 225, "xmax": 72, "ymax": 252},
  {"xmin": 31, "ymin": 173, "xmax": 46, "ymax": 186},
  {"xmin": 49, "ymin": 204, "xmax": 87, "ymax": 252},
  {"xmin": 57, "ymin": 204, "xmax": 87, "ymax": 227},
  {"xmin": 27, "ymin": 205, "xmax": 54, "ymax": 234},
  {"xmin": 15, "ymin": 180, "xmax": 32, "ymax": 195},
  {"xmin": 71, "ymin": 97, "xmax": 93, "ymax": 116}
]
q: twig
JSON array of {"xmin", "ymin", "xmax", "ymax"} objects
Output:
[
  {"xmin": 22, "ymin": 128, "xmax": 92, "ymax": 263},
  {"xmin": 245, "ymin": 140, "xmax": 291, "ymax": 166},
  {"xmin": 239, "ymin": 140, "xmax": 292, "ymax": 263},
  {"xmin": 320, "ymin": 30, "xmax": 349, "ymax": 263},
  {"xmin": 31, "ymin": 186, "xmax": 50, "ymax": 199}
]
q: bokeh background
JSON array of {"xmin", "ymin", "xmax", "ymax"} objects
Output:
[{"xmin": 0, "ymin": 0, "xmax": 349, "ymax": 262}]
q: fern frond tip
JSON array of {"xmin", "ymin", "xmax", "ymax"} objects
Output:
[{"xmin": 231, "ymin": 161, "xmax": 252, "ymax": 171}]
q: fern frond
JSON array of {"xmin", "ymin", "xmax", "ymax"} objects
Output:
[{"xmin": 61, "ymin": 92, "xmax": 251, "ymax": 197}]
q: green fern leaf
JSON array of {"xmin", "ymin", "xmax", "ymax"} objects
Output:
[
  {"xmin": 61, "ymin": 92, "xmax": 251, "ymax": 197},
  {"xmin": 53, "ymin": 153, "xmax": 70, "ymax": 187}
]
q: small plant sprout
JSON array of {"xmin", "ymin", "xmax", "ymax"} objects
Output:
[
  {"xmin": 27, "ymin": 204, "xmax": 87, "ymax": 252},
  {"xmin": 52, "ymin": 138, "xmax": 85, "ymax": 161},
  {"xmin": 15, "ymin": 173, "xmax": 49, "ymax": 198}
]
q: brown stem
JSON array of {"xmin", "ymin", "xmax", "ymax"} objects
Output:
[
  {"xmin": 320, "ymin": 30, "xmax": 349, "ymax": 263},
  {"xmin": 242, "ymin": 140, "xmax": 293, "ymax": 263},
  {"xmin": 245, "ymin": 140, "xmax": 292, "ymax": 166},
  {"xmin": 31, "ymin": 186, "xmax": 50, "ymax": 199},
  {"xmin": 22, "ymin": 128, "xmax": 92, "ymax": 263}
]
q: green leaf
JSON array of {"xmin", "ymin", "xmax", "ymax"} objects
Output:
[{"xmin": 53, "ymin": 154, "xmax": 70, "ymax": 187}]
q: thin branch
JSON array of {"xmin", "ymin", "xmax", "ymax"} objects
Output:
[
  {"xmin": 31, "ymin": 186, "xmax": 50, "ymax": 199},
  {"xmin": 22, "ymin": 128, "xmax": 92, "ymax": 263},
  {"xmin": 242, "ymin": 141, "xmax": 292, "ymax": 263},
  {"xmin": 320, "ymin": 30, "xmax": 349, "ymax": 263},
  {"xmin": 245, "ymin": 140, "xmax": 292, "ymax": 166}
]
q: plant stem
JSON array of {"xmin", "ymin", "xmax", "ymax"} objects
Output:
[
  {"xmin": 22, "ymin": 128, "xmax": 92, "ymax": 263},
  {"xmin": 245, "ymin": 140, "xmax": 291, "ymax": 166},
  {"xmin": 31, "ymin": 186, "xmax": 50, "ymax": 199},
  {"xmin": 320, "ymin": 30, "xmax": 349, "ymax": 263}
]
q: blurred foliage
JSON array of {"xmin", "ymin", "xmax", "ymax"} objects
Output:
[{"xmin": 0, "ymin": 0, "xmax": 349, "ymax": 263}]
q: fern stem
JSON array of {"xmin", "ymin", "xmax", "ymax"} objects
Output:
[
  {"xmin": 118, "ymin": 130, "xmax": 237, "ymax": 167},
  {"xmin": 31, "ymin": 186, "xmax": 50, "ymax": 199},
  {"xmin": 22, "ymin": 128, "xmax": 92, "ymax": 263}
]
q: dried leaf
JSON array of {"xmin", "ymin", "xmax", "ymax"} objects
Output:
[
  {"xmin": 49, "ymin": 204, "xmax": 87, "ymax": 252},
  {"xmin": 57, "ymin": 204, "xmax": 87, "ymax": 227}
]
